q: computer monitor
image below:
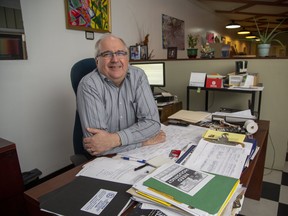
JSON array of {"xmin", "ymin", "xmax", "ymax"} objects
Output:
[{"xmin": 130, "ymin": 62, "xmax": 165, "ymax": 93}]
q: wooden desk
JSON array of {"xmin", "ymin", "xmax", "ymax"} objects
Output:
[
  {"xmin": 24, "ymin": 120, "xmax": 269, "ymax": 215},
  {"xmin": 158, "ymin": 101, "xmax": 182, "ymax": 122},
  {"xmin": 0, "ymin": 138, "xmax": 27, "ymax": 216},
  {"xmin": 240, "ymin": 120, "xmax": 269, "ymax": 200}
]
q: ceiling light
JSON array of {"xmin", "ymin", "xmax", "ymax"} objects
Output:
[
  {"xmin": 245, "ymin": 35, "xmax": 257, "ymax": 39},
  {"xmin": 225, "ymin": 20, "xmax": 241, "ymax": 29},
  {"xmin": 237, "ymin": 28, "xmax": 250, "ymax": 35}
]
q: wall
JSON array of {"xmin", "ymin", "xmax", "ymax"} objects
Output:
[
  {"xmin": 0, "ymin": 0, "xmax": 233, "ymax": 176},
  {"xmin": 163, "ymin": 59, "xmax": 288, "ymax": 170}
]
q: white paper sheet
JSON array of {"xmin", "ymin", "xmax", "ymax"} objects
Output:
[
  {"xmin": 77, "ymin": 157, "xmax": 155, "ymax": 185},
  {"xmin": 184, "ymin": 139, "xmax": 250, "ymax": 179},
  {"xmin": 118, "ymin": 124, "xmax": 208, "ymax": 161}
]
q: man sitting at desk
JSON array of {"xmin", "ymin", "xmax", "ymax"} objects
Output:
[{"xmin": 77, "ymin": 34, "xmax": 166, "ymax": 156}]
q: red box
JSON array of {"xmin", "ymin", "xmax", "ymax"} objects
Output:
[{"xmin": 206, "ymin": 78, "xmax": 223, "ymax": 88}]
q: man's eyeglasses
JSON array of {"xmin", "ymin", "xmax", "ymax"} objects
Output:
[{"xmin": 97, "ymin": 50, "xmax": 128, "ymax": 59}]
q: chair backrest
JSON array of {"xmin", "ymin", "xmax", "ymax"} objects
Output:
[{"xmin": 70, "ymin": 58, "xmax": 96, "ymax": 158}]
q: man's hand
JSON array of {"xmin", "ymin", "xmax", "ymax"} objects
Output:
[
  {"xmin": 83, "ymin": 128, "xmax": 121, "ymax": 156},
  {"xmin": 142, "ymin": 130, "xmax": 166, "ymax": 146}
]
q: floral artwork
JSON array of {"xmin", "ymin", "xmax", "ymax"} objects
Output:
[
  {"xmin": 65, "ymin": 0, "xmax": 111, "ymax": 33},
  {"xmin": 162, "ymin": 14, "xmax": 185, "ymax": 50}
]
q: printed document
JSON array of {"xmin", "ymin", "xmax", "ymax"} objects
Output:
[
  {"xmin": 184, "ymin": 138, "xmax": 250, "ymax": 179},
  {"xmin": 119, "ymin": 124, "xmax": 207, "ymax": 161},
  {"xmin": 77, "ymin": 157, "xmax": 154, "ymax": 185}
]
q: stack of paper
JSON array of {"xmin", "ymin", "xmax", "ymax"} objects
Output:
[
  {"xmin": 131, "ymin": 162, "xmax": 239, "ymax": 216},
  {"xmin": 183, "ymin": 138, "xmax": 252, "ymax": 179}
]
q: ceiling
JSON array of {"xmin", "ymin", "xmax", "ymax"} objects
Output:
[{"xmin": 194, "ymin": 0, "xmax": 288, "ymax": 35}]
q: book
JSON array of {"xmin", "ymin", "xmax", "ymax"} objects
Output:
[
  {"xmin": 39, "ymin": 176, "xmax": 132, "ymax": 216},
  {"xmin": 137, "ymin": 163, "xmax": 239, "ymax": 215}
]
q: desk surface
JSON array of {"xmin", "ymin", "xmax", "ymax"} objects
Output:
[{"xmin": 24, "ymin": 120, "xmax": 269, "ymax": 215}]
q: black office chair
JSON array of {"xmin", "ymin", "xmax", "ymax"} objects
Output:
[{"xmin": 70, "ymin": 58, "xmax": 96, "ymax": 166}]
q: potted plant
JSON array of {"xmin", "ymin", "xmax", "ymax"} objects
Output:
[
  {"xmin": 254, "ymin": 17, "xmax": 288, "ymax": 57},
  {"xmin": 187, "ymin": 34, "xmax": 199, "ymax": 58}
]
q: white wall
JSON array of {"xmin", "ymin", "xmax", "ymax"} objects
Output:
[{"xmin": 0, "ymin": 0, "xmax": 232, "ymax": 176}]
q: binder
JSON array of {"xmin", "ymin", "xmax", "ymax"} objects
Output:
[
  {"xmin": 39, "ymin": 176, "xmax": 132, "ymax": 216},
  {"xmin": 143, "ymin": 167, "xmax": 239, "ymax": 215}
]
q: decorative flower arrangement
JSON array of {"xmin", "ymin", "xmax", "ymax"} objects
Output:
[
  {"xmin": 200, "ymin": 43, "xmax": 215, "ymax": 58},
  {"xmin": 187, "ymin": 34, "xmax": 199, "ymax": 48}
]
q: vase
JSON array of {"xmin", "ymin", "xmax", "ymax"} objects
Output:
[
  {"xmin": 187, "ymin": 48, "xmax": 198, "ymax": 59},
  {"xmin": 258, "ymin": 44, "xmax": 271, "ymax": 57}
]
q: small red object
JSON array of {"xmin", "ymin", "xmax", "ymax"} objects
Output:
[{"xmin": 169, "ymin": 150, "xmax": 181, "ymax": 158}]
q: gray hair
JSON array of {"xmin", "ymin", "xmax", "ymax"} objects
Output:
[{"xmin": 94, "ymin": 33, "xmax": 128, "ymax": 58}]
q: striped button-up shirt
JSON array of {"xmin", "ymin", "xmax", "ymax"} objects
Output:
[{"xmin": 77, "ymin": 65, "xmax": 161, "ymax": 155}]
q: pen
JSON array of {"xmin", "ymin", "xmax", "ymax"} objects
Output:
[
  {"xmin": 134, "ymin": 163, "xmax": 148, "ymax": 171},
  {"xmin": 121, "ymin": 156, "xmax": 146, "ymax": 164},
  {"xmin": 176, "ymin": 145, "xmax": 196, "ymax": 164}
]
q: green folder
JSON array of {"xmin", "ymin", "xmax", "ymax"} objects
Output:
[{"xmin": 143, "ymin": 174, "xmax": 239, "ymax": 215}]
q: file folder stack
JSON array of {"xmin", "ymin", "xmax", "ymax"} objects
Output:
[{"xmin": 131, "ymin": 162, "xmax": 240, "ymax": 216}]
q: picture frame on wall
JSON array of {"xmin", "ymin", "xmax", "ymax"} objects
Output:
[
  {"xmin": 85, "ymin": 31, "xmax": 94, "ymax": 40},
  {"xmin": 167, "ymin": 47, "xmax": 177, "ymax": 59},
  {"xmin": 0, "ymin": 34, "xmax": 24, "ymax": 60},
  {"xmin": 64, "ymin": 0, "xmax": 111, "ymax": 33},
  {"xmin": 140, "ymin": 45, "xmax": 148, "ymax": 60},
  {"xmin": 129, "ymin": 46, "xmax": 141, "ymax": 60}
]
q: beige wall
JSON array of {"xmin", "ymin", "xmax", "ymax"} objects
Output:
[{"xmin": 161, "ymin": 58, "xmax": 288, "ymax": 170}]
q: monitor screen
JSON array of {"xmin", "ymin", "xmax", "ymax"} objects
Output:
[{"xmin": 130, "ymin": 62, "xmax": 165, "ymax": 89}]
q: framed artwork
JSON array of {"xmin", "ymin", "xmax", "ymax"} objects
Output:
[
  {"xmin": 140, "ymin": 45, "xmax": 148, "ymax": 60},
  {"xmin": 162, "ymin": 14, "xmax": 185, "ymax": 50},
  {"xmin": 64, "ymin": 0, "xmax": 111, "ymax": 33},
  {"xmin": 167, "ymin": 47, "xmax": 177, "ymax": 59},
  {"xmin": 129, "ymin": 46, "xmax": 141, "ymax": 60},
  {"xmin": 0, "ymin": 34, "xmax": 24, "ymax": 60}
]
